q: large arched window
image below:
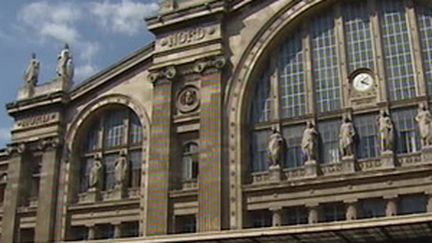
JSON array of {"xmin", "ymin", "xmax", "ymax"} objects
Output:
[
  {"xmin": 79, "ymin": 106, "xmax": 144, "ymax": 192},
  {"xmin": 249, "ymin": 0, "xmax": 428, "ymax": 172}
]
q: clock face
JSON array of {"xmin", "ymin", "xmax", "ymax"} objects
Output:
[{"xmin": 353, "ymin": 72, "xmax": 374, "ymax": 92}]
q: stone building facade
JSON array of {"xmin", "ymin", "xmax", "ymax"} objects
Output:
[{"xmin": 2, "ymin": 0, "xmax": 432, "ymax": 242}]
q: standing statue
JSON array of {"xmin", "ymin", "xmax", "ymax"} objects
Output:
[
  {"xmin": 56, "ymin": 43, "xmax": 74, "ymax": 82},
  {"xmin": 302, "ymin": 121, "xmax": 318, "ymax": 161},
  {"xmin": 114, "ymin": 152, "xmax": 129, "ymax": 187},
  {"xmin": 416, "ymin": 102, "xmax": 432, "ymax": 147},
  {"xmin": 23, "ymin": 53, "xmax": 40, "ymax": 86},
  {"xmin": 267, "ymin": 129, "xmax": 285, "ymax": 167},
  {"xmin": 339, "ymin": 117, "xmax": 356, "ymax": 157},
  {"xmin": 377, "ymin": 111, "xmax": 394, "ymax": 152},
  {"xmin": 89, "ymin": 156, "xmax": 103, "ymax": 190}
]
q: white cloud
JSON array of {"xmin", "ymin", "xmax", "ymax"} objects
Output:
[
  {"xmin": 0, "ymin": 128, "xmax": 10, "ymax": 141},
  {"xmin": 18, "ymin": 1, "xmax": 82, "ymax": 43},
  {"xmin": 89, "ymin": 0, "xmax": 159, "ymax": 36},
  {"xmin": 79, "ymin": 42, "xmax": 101, "ymax": 63},
  {"xmin": 75, "ymin": 64, "xmax": 99, "ymax": 82}
]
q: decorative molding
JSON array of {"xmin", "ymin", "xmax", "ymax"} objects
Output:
[
  {"xmin": 176, "ymin": 86, "xmax": 200, "ymax": 113},
  {"xmin": 6, "ymin": 143, "xmax": 27, "ymax": 156},
  {"xmin": 193, "ymin": 56, "xmax": 226, "ymax": 73},
  {"xmin": 37, "ymin": 137, "xmax": 62, "ymax": 151},
  {"xmin": 157, "ymin": 25, "xmax": 219, "ymax": 51},
  {"xmin": 148, "ymin": 66, "xmax": 177, "ymax": 83}
]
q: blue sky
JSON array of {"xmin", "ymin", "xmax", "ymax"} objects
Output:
[{"xmin": 0, "ymin": 0, "xmax": 159, "ymax": 147}]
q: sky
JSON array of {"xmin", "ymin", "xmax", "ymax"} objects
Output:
[{"xmin": 0, "ymin": 0, "xmax": 160, "ymax": 147}]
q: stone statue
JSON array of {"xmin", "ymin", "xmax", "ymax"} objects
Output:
[
  {"xmin": 56, "ymin": 43, "xmax": 74, "ymax": 82},
  {"xmin": 416, "ymin": 102, "xmax": 432, "ymax": 147},
  {"xmin": 339, "ymin": 117, "xmax": 356, "ymax": 157},
  {"xmin": 23, "ymin": 53, "xmax": 40, "ymax": 86},
  {"xmin": 267, "ymin": 129, "xmax": 285, "ymax": 167},
  {"xmin": 114, "ymin": 152, "xmax": 129, "ymax": 187},
  {"xmin": 89, "ymin": 156, "xmax": 103, "ymax": 190},
  {"xmin": 377, "ymin": 111, "xmax": 394, "ymax": 152},
  {"xmin": 301, "ymin": 121, "xmax": 318, "ymax": 161}
]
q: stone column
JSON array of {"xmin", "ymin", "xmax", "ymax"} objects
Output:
[
  {"xmin": 144, "ymin": 73, "xmax": 174, "ymax": 236},
  {"xmin": 385, "ymin": 197, "xmax": 398, "ymax": 217},
  {"xmin": 308, "ymin": 205, "xmax": 319, "ymax": 224},
  {"xmin": 427, "ymin": 194, "xmax": 432, "ymax": 212},
  {"xmin": 87, "ymin": 225, "xmax": 95, "ymax": 240},
  {"xmin": 198, "ymin": 62, "xmax": 224, "ymax": 232},
  {"xmin": 113, "ymin": 223, "xmax": 122, "ymax": 238},
  {"xmin": 35, "ymin": 140, "xmax": 61, "ymax": 243},
  {"xmin": 1, "ymin": 145, "xmax": 28, "ymax": 243},
  {"xmin": 345, "ymin": 201, "xmax": 357, "ymax": 221},
  {"xmin": 270, "ymin": 207, "xmax": 284, "ymax": 227}
]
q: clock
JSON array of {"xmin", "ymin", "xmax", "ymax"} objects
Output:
[{"xmin": 352, "ymin": 72, "xmax": 374, "ymax": 92}]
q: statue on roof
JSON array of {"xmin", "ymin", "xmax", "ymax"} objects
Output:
[
  {"xmin": 56, "ymin": 43, "xmax": 74, "ymax": 82},
  {"xmin": 23, "ymin": 53, "xmax": 40, "ymax": 86}
]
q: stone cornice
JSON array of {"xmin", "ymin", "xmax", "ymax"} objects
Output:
[{"xmin": 6, "ymin": 91, "xmax": 68, "ymax": 116}]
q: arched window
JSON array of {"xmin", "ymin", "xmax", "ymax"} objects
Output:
[
  {"xmin": 79, "ymin": 106, "xmax": 144, "ymax": 193},
  {"xmin": 250, "ymin": 0, "xmax": 425, "ymax": 172}
]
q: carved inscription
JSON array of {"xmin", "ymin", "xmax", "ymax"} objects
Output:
[
  {"xmin": 160, "ymin": 26, "xmax": 216, "ymax": 49},
  {"xmin": 16, "ymin": 113, "xmax": 57, "ymax": 128}
]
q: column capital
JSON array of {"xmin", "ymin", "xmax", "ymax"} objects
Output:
[
  {"xmin": 36, "ymin": 137, "xmax": 62, "ymax": 152},
  {"xmin": 6, "ymin": 143, "xmax": 27, "ymax": 157}
]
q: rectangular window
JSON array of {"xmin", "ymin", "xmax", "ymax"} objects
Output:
[
  {"xmin": 19, "ymin": 228, "xmax": 35, "ymax": 243},
  {"xmin": 104, "ymin": 112, "xmax": 126, "ymax": 148},
  {"xmin": 398, "ymin": 194, "xmax": 427, "ymax": 215},
  {"xmin": 286, "ymin": 206, "xmax": 308, "ymax": 225},
  {"xmin": 123, "ymin": 221, "xmax": 139, "ymax": 238},
  {"xmin": 96, "ymin": 224, "xmax": 114, "ymax": 240},
  {"xmin": 392, "ymin": 109, "xmax": 420, "ymax": 154},
  {"xmin": 354, "ymin": 114, "xmax": 379, "ymax": 159},
  {"xmin": 279, "ymin": 33, "xmax": 306, "ymax": 118},
  {"xmin": 129, "ymin": 113, "xmax": 143, "ymax": 145},
  {"xmin": 251, "ymin": 71, "xmax": 272, "ymax": 124},
  {"xmin": 175, "ymin": 215, "xmax": 196, "ymax": 233},
  {"xmin": 68, "ymin": 226, "xmax": 88, "ymax": 241},
  {"xmin": 343, "ymin": 1, "xmax": 374, "ymax": 73},
  {"xmin": 251, "ymin": 130, "xmax": 271, "ymax": 172},
  {"xmin": 417, "ymin": 6, "xmax": 432, "ymax": 95},
  {"xmin": 249, "ymin": 210, "xmax": 272, "ymax": 228},
  {"xmin": 358, "ymin": 198, "xmax": 386, "ymax": 219},
  {"xmin": 322, "ymin": 202, "xmax": 346, "ymax": 222},
  {"xmin": 379, "ymin": 0, "xmax": 416, "ymax": 101},
  {"xmin": 104, "ymin": 154, "xmax": 117, "ymax": 190},
  {"xmin": 283, "ymin": 125, "xmax": 305, "ymax": 168},
  {"xmin": 129, "ymin": 150, "xmax": 142, "ymax": 188},
  {"xmin": 311, "ymin": 11, "xmax": 341, "ymax": 113},
  {"xmin": 319, "ymin": 120, "xmax": 341, "ymax": 164}
]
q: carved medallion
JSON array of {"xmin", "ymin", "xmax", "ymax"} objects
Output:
[{"xmin": 177, "ymin": 86, "xmax": 200, "ymax": 113}]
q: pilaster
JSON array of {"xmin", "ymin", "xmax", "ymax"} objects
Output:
[
  {"xmin": 34, "ymin": 138, "xmax": 62, "ymax": 243},
  {"xmin": 1, "ymin": 144, "xmax": 28, "ymax": 243}
]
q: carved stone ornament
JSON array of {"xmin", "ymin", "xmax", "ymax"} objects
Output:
[
  {"xmin": 6, "ymin": 143, "xmax": 26, "ymax": 156},
  {"xmin": 176, "ymin": 86, "xmax": 200, "ymax": 113},
  {"xmin": 339, "ymin": 117, "xmax": 356, "ymax": 157},
  {"xmin": 23, "ymin": 53, "xmax": 40, "ymax": 86},
  {"xmin": 301, "ymin": 121, "xmax": 318, "ymax": 161},
  {"xmin": 377, "ymin": 110, "xmax": 394, "ymax": 152},
  {"xmin": 416, "ymin": 102, "xmax": 432, "ymax": 147},
  {"xmin": 267, "ymin": 129, "xmax": 285, "ymax": 167},
  {"xmin": 37, "ymin": 137, "xmax": 61, "ymax": 151},
  {"xmin": 148, "ymin": 66, "xmax": 177, "ymax": 83},
  {"xmin": 193, "ymin": 56, "xmax": 226, "ymax": 73}
]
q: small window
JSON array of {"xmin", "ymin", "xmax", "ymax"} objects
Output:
[
  {"xmin": 175, "ymin": 215, "xmax": 196, "ymax": 233},
  {"xmin": 398, "ymin": 194, "xmax": 427, "ymax": 215},
  {"xmin": 249, "ymin": 210, "xmax": 272, "ymax": 228},
  {"xmin": 182, "ymin": 142, "xmax": 199, "ymax": 181},
  {"xmin": 392, "ymin": 109, "xmax": 420, "ymax": 154},
  {"xmin": 358, "ymin": 198, "xmax": 386, "ymax": 219},
  {"xmin": 19, "ymin": 228, "xmax": 34, "ymax": 243},
  {"xmin": 285, "ymin": 206, "xmax": 308, "ymax": 225},
  {"xmin": 96, "ymin": 224, "xmax": 114, "ymax": 240},
  {"xmin": 68, "ymin": 226, "xmax": 88, "ymax": 241},
  {"xmin": 322, "ymin": 203, "xmax": 346, "ymax": 222},
  {"xmin": 123, "ymin": 221, "xmax": 139, "ymax": 238}
]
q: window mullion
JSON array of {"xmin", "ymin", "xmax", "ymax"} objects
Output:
[
  {"xmin": 369, "ymin": 0, "xmax": 388, "ymax": 103},
  {"xmin": 270, "ymin": 52, "xmax": 281, "ymax": 122},
  {"xmin": 303, "ymin": 24, "xmax": 315, "ymax": 115},
  {"xmin": 335, "ymin": 3, "xmax": 349, "ymax": 109},
  {"xmin": 405, "ymin": 0, "xmax": 427, "ymax": 97}
]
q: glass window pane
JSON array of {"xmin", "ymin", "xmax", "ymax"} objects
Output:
[
  {"xmin": 104, "ymin": 111, "xmax": 126, "ymax": 148},
  {"xmin": 129, "ymin": 112, "xmax": 143, "ymax": 145},
  {"xmin": 104, "ymin": 154, "xmax": 117, "ymax": 190},
  {"xmin": 311, "ymin": 10, "xmax": 341, "ymax": 113},
  {"xmin": 322, "ymin": 202, "xmax": 346, "ymax": 222},
  {"xmin": 85, "ymin": 123, "xmax": 99, "ymax": 152},
  {"xmin": 358, "ymin": 198, "xmax": 386, "ymax": 219},
  {"xmin": 379, "ymin": 0, "xmax": 416, "ymax": 101},
  {"xmin": 251, "ymin": 130, "xmax": 271, "ymax": 172},
  {"xmin": 80, "ymin": 157, "xmax": 94, "ymax": 193},
  {"xmin": 283, "ymin": 125, "xmax": 305, "ymax": 168},
  {"xmin": 129, "ymin": 150, "xmax": 142, "ymax": 188},
  {"xmin": 343, "ymin": 1, "xmax": 374, "ymax": 73},
  {"xmin": 398, "ymin": 194, "xmax": 427, "ymax": 215},
  {"xmin": 319, "ymin": 120, "xmax": 341, "ymax": 164},
  {"xmin": 391, "ymin": 109, "xmax": 420, "ymax": 154},
  {"xmin": 417, "ymin": 4, "xmax": 432, "ymax": 95},
  {"xmin": 286, "ymin": 206, "xmax": 308, "ymax": 225},
  {"xmin": 354, "ymin": 114, "xmax": 379, "ymax": 159},
  {"xmin": 251, "ymin": 70, "xmax": 272, "ymax": 124},
  {"xmin": 279, "ymin": 32, "xmax": 306, "ymax": 118}
]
